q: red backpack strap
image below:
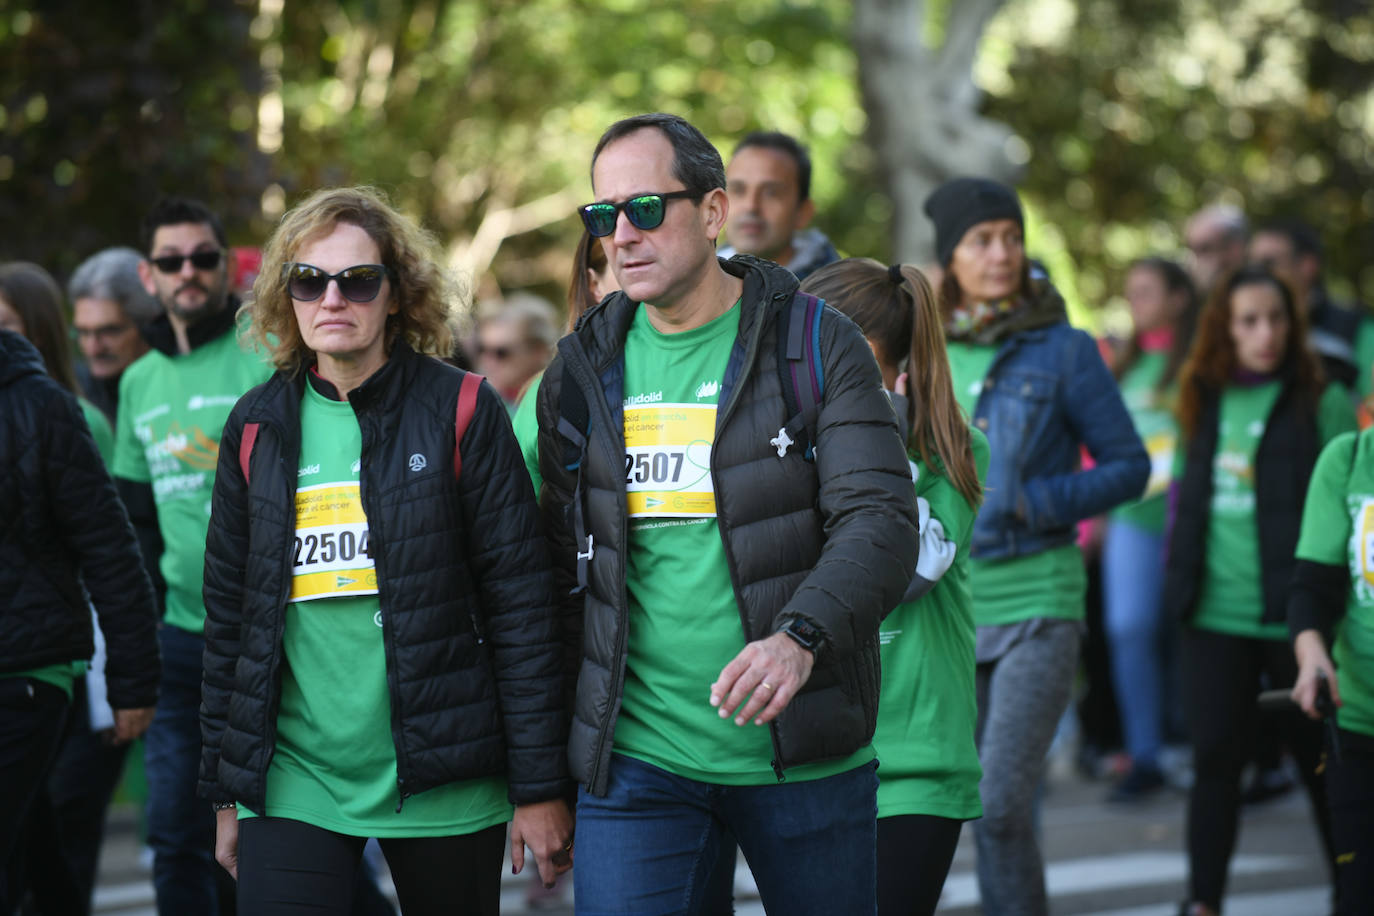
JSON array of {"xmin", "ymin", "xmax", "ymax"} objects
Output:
[
  {"xmin": 453, "ymin": 372, "xmax": 485, "ymax": 479},
  {"xmin": 239, "ymin": 422, "xmax": 260, "ymax": 484}
]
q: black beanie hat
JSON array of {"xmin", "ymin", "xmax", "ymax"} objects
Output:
[{"xmin": 923, "ymin": 177, "xmax": 1024, "ymax": 267}]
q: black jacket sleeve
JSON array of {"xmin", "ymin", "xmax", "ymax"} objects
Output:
[
  {"xmin": 198, "ymin": 407, "xmax": 252, "ymax": 800},
  {"xmin": 116, "ymin": 477, "xmax": 167, "ymax": 614},
  {"xmin": 1288, "ymin": 558, "xmax": 1346, "ymax": 648},
  {"xmin": 534, "ymin": 357, "xmax": 585, "ymax": 710},
  {"xmin": 44, "ymin": 387, "xmax": 160, "ymax": 709},
  {"xmin": 458, "ymin": 380, "xmax": 568, "ymax": 805}
]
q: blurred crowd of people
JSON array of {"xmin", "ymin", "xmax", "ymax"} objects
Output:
[{"xmin": 2, "ymin": 110, "xmax": 1372, "ymax": 916}]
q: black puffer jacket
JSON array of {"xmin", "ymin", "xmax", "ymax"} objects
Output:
[
  {"xmin": 536, "ymin": 255, "xmax": 919, "ymax": 796},
  {"xmin": 0, "ymin": 330, "xmax": 159, "ymax": 707},
  {"xmin": 199, "ymin": 342, "xmax": 568, "ymax": 812}
]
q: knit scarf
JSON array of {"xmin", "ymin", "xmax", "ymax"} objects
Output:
[{"xmin": 944, "ymin": 276, "xmax": 1068, "ymax": 345}]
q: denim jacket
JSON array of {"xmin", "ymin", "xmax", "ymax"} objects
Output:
[{"xmin": 968, "ymin": 322, "xmax": 1149, "ymax": 560}]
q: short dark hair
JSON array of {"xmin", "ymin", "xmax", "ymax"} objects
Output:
[
  {"xmin": 1256, "ymin": 217, "xmax": 1323, "ymax": 261},
  {"xmin": 732, "ymin": 131, "xmax": 812, "ymax": 202},
  {"xmin": 140, "ymin": 197, "xmax": 227, "ymax": 253},
  {"xmin": 591, "ymin": 113, "xmax": 725, "ymax": 200}
]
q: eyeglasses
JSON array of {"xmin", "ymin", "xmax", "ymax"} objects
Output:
[
  {"xmin": 477, "ymin": 342, "xmax": 526, "ymax": 361},
  {"xmin": 579, "ymin": 190, "xmax": 699, "ymax": 238},
  {"xmin": 284, "ymin": 263, "xmax": 393, "ymax": 302},
  {"xmin": 150, "ymin": 249, "xmax": 224, "ymax": 274},
  {"xmin": 73, "ymin": 322, "xmax": 136, "ymax": 343}
]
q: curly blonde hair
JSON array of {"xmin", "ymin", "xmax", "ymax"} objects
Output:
[{"xmin": 248, "ymin": 186, "xmax": 457, "ymax": 372}]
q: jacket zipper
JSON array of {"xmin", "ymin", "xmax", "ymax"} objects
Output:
[{"xmin": 258, "ymin": 413, "xmax": 298, "ymax": 811}]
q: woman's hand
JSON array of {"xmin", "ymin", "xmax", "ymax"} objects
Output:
[
  {"xmin": 214, "ymin": 807, "xmax": 240, "ymax": 879},
  {"xmin": 1291, "ymin": 629, "xmax": 1341, "ymax": 720},
  {"xmin": 511, "ymin": 798, "xmax": 575, "ymax": 888}
]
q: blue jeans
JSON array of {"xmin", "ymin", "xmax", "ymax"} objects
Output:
[
  {"xmin": 1102, "ymin": 520, "xmax": 1167, "ymax": 769},
  {"xmin": 574, "ymin": 754, "xmax": 877, "ymax": 916},
  {"xmin": 145, "ymin": 625, "xmax": 223, "ymax": 915}
]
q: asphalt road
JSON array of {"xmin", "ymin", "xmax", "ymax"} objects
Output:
[{"xmin": 89, "ymin": 765, "xmax": 1330, "ymax": 915}]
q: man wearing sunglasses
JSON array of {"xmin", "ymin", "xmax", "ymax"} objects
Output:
[
  {"xmin": 537, "ymin": 113, "xmax": 918, "ymax": 913},
  {"xmin": 112, "ymin": 197, "xmax": 271, "ymax": 916},
  {"xmin": 719, "ymin": 130, "xmax": 840, "ymax": 282}
]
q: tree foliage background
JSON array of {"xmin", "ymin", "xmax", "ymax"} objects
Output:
[{"xmin": 2, "ymin": 0, "xmax": 1372, "ymax": 326}]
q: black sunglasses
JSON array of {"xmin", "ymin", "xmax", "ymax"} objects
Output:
[
  {"xmin": 150, "ymin": 249, "xmax": 223, "ymax": 274},
  {"xmin": 579, "ymin": 190, "xmax": 699, "ymax": 238},
  {"xmin": 284, "ymin": 263, "xmax": 393, "ymax": 303}
]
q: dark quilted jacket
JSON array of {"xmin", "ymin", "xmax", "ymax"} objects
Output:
[
  {"xmin": 0, "ymin": 330, "xmax": 160, "ymax": 707},
  {"xmin": 536, "ymin": 255, "xmax": 920, "ymax": 797},
  {"xmin": 198, "ymin": 342, "xmax": 568, "ymax": 812}
]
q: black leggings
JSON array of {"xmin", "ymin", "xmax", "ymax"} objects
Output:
[
  {"xmin": 1328, "ymin": 728, "xmax": 1374, "ymax": 916},
  {"xmin": 237, "ymin": 817, "xmax": 505, "ymax": 916},
  {"xmin": 876, "ymin": 814, "xmax": 963, "ymax": 916},
  {"xmin": 1180, "ymin": 628, "xmax": 1334, "ymax": 909}
]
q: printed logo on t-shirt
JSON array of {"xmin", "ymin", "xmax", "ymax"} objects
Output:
[
  {"xmin": 623, "ymin": 401, "xmax": 716, "ymax": 518},
  {"xmin": 695, "ymin": 380, "xmax": 720, "ymax": 400},
  {"xmin": 1353, "ymin": 497, "xmax": 1374, "ymax": 596}
]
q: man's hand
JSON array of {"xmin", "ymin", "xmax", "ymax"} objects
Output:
[
  {"xmin": 112, "ymin": 707, "xmax": 156, "ymax": 743},
  {"xmin": 510, "ymin": 798, "xmax": 575, "ymax": 888},
  {"xmin": 710, "ymin": 631, "xmax": 815, "ymax": 726},
  {"xmin": 1291, "ymin": 629, "xmax": 1341, "ymax": 720},
  {"xmin": 215, "ymin": 808, "xmax": 239, "ymax": 879}
]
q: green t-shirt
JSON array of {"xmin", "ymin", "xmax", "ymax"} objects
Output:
[
  {"xmin": 246, "ymin": 380, "xmax": 510, "ymax": 835},
  {"xmin": 4, "ymin": 663, "xmax": 84, "ymax": 700},
  {"xmin": 512, "ymin": 372, "xmax": 543, "ymax": 500},
  {"xmin": 111, "ymin": 326, "xmax": 272, "ymax": 633},
  {"xmin": 1294, "ymin": 428, "xmax": 1374, "ymax": 737},
  {"xmin": 1191, "ymin": 381, "xmax": 1357, "ymax": 640},
  {"xmin": 1355, "ymin": 320, "xmax": 1374, "ymax": 399},
  {"xmin": 79, "ymin": 399, "xmax": 115, "ymax": 467},
  {"xmin": 1111, "ymin": 352, "xmax": 1177, "ymax": 532},
  {"xmin": 612, "ymin": 301, "xmax": 873, "ymax": 785},
  {"xmin": 875, "ymin": 427, "xmax": 989, "ymax": 820},
  {"xmin": 946, "ymin": 341, "xmax": 996, "ymax": 420}
]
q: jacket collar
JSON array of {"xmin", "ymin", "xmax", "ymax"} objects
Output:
[
  {"xmin": 572, "ymin": 253, "xmax": 798, "ymax": 372},
  {"xmin": 141, "ymin": 294, "xmax": 242, "ymax": 357}
]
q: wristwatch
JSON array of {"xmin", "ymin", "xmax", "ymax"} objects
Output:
[{"xmin": 781, "ymin": 618, "xmax": 823, "ymax": 659}]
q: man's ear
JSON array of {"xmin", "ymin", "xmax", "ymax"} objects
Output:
[
  {"xmin": 137, "ymin": 258, "xmax": 156, "ymax": 297},
  {"xmin": 703, "ymin": 187, "xmax": 730, "ymax": 243},
  {"xmin": 795, "ymin": 197, "xmax": 816, "ymax": 232}
]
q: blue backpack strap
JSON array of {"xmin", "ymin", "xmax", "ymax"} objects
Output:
[
  {"xmin": 557, "ymin": 372, "xmax": 594, "ymax": 594},
  {"xmin": 773, "ymin": 291, "xmax": 825, "ymax": 461}
]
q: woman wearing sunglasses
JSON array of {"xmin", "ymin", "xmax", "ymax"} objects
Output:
[
  {"xmin": 199, "ymin": 186, "xmax": 572, "ymax": 915},
  {"xmin": 924, "ymin": 178, "xmax": 1150, "ymax": 915}
]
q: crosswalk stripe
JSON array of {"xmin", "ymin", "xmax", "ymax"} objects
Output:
[{"xmin": 936, "ymin": 852, "xmax": 1306, "ymax": 909}]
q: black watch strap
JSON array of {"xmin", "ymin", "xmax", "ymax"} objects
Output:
[{"xmin": 782, "ymin": 618, "xmax": 823, "ymax": 657}]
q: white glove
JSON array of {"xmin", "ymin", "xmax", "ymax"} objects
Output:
[
  {"xmin": 917, "ymin": 495, "xmax": 931, "ymax": 532},
  {"xmin": 915, "ymin": 516, "xmax": 957, "ymax": 584}
]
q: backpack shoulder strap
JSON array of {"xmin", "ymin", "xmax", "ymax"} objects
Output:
[
  {"xmin": 773, "ymin": 291, "xmax": 825, "ymax": 460},
  {"xmin": 452, "ymin": 371, "xmax": 484, "ymax": 480},
  {"xmin": 239, "ymin": 422, "xmax": 260, "ymax": 485}
]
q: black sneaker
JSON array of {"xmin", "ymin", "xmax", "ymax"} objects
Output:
[{"xmin": 1107, "ymin": 763, "xmax": 1165, "ymax": 803}]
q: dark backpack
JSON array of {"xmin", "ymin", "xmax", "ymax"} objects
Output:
[{"xmin": 555, "ymin": 292, "xmax": 826, "ymax": 593}]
